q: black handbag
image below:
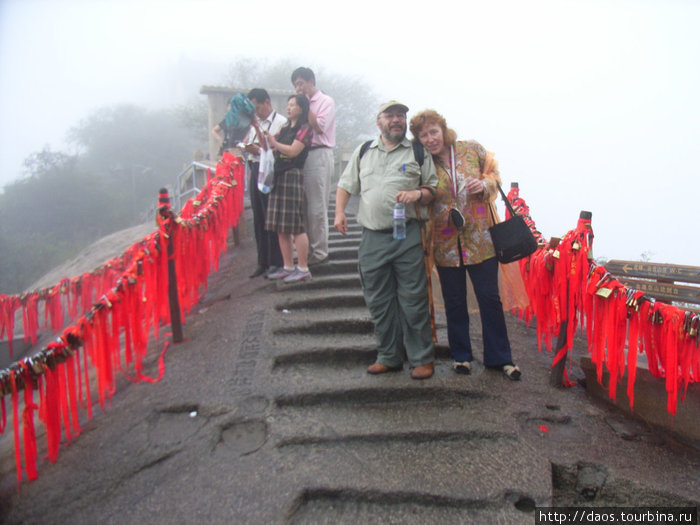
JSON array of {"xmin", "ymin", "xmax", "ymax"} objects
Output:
[{"xmin": 488, "ymin": 183, "xmax": 538, "ymax": 263}]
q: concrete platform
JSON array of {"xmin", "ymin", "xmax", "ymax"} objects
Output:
[{"xmin": 581, "ymin": 355, "xmax": 700, "ymax": 446}]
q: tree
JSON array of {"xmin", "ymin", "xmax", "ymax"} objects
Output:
[
  {"xmin": 226, "ymin": 57, "xmax": 290, "ymax": 90},
  {"xmin": 0, "ymin": 148, "xmax": 116, "ymax": 292},
  {"xmin": 640, "ymin": 250, "xmax": 655, "ymax": 262},
  {"xmin": 0, "ymin": 104, "xmax": 209, "ymax": 293},
  {"xmin": 320, "ymin": 72, "xmax": 379, "ymax": 148},
  {"xmin": 68, "ymin": 104, "xmax": 204, "ymax": 224},
  {"xmin": 173, "ymin": 98, "xmax": 210, "ymax": 144}
]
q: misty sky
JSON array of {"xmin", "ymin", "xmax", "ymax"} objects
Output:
[{"xmin": 1, "ymin": 0, "xmax": 698, "ymax": 265}]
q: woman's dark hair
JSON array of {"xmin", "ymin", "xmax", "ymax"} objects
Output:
[{"xmin": 288, "ymin": 94, "xmax": 309, "ymax": 127}]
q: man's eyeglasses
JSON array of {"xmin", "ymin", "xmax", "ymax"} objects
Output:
[{"xmin": 381, "ymin": 112, "xmax": 406, "ymax": 121}]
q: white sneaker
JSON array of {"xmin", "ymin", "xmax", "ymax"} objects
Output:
[{"xmin": 283, "ymin": 267, "xmax": 312, "ymax": 283}]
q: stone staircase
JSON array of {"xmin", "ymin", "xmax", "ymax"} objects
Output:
[{"xmin": 260, "ymin": 206, "xmax": 548, "ymax": 523}]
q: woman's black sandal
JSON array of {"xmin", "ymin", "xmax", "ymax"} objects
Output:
[
  {"xmin": 502, "ymin": 364, "xmax": 521, "ymax": 381},
  {"xmin": 453, "ymin": 361, "xmax": 471, "ymax": 375}
]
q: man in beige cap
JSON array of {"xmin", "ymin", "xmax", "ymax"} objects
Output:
[{"xmin": 334, "ymin": 101, "xmax": 438, "ymax": 379}]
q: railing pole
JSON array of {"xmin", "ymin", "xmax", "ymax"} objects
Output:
[
  {"xmin": 550, "ymin": 211, "xmax": 592, "ymax": 386},
  {"xmin": 232, "ymin": 225, "xmax": 241, "ymax": 246},
  {"xmin": 158, "ymin": 188, "xmax": 184, "ymax": 344},
  {"xmin": 550, "ymin": 322, "xmax": 569, "ymax": 386}
]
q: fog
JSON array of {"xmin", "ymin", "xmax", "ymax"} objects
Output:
[{"xmin": 1, "ymin": 0, "xmax": 698, "ymax": 265}]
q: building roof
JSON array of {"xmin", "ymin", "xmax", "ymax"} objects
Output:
[{"xmin": 199, "ymin": 85, "xmax": 294, "ymax": 96}]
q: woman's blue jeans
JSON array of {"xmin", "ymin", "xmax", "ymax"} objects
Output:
[{"xmin": 436, "ymin": 257, "xmax": 513, "ymax": 367}]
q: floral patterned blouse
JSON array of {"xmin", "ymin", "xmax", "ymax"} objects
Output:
[{"xmin": 430, "ymin": 140, "xmax": 501, "ymax": 267}]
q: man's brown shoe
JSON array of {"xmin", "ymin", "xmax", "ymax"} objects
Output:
[
  {"xmin": 367, "ymin": 362, "xmax": 403, "ymax": 374},
  {"xmin": 411, "ymin": 362, "xmax": 434, "ymax": 380}
]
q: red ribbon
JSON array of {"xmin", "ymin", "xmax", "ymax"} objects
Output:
[
  {"xmin": 1, "ymin": 154, "xmax": 247, "ymax": 488},
  {"xmin": 21, "ymin": 367, "xmax": 38, "ymax": 482},
  {"xmin": 11, "ymin": 371, "xmax": 22, "ymax": 486}
]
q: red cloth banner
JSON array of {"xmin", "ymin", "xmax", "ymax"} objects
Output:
[
  {"xmin": 512, "ymin": 190, "xmax": 698, "ymax": 415},
  {"xmin": 0, "ymin": 156, "xmax": 244, "ymax": 486}
]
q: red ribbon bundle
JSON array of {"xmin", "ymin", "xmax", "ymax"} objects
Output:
[
  {"xmin": 0, "ymin": 155, "xmax": 245, "ymax": 486},
  {"xmin": 519, "ymin": 249, "xmax": 557, "ymax": 350},
  {"xmin": 0, "ymin": 295, "xmax": 20, "ymax": 356},
  {"xmin": 511, "ymin": 190, "xmax": 698, "ymax": 414},
  {"xmin": 173, "ymin": 153, "xmax": 243, "ymax": 314},
  {"xmin": 0, "ymin": 236, "xmax": 145, "ymax": 359},
  {"xmin": 506, "ymin": 185, "xmax": 545, "ymax": 244}
]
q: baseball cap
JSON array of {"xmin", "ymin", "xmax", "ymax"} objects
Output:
[{"xmin": 377, "ymin": 100, "xmax": 409, "ymax": 117}]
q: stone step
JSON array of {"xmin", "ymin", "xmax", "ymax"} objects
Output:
[
  {"xmin": 272, "ymin": 317, "xmax": 374, "ymax": 336},
  {"xmin": 276, "ymin": 431, "xmax": 542, "ymax": 484},
  {"xmin": 270, "ymin": 383, "xmax": 510, "ymax": 441},
  {"xmin": 328, "ymin": 238, "xmax": 361, "ymax": 249},
  {"xmin": 288, "ymin": 488, "xmax": 539, "ymax": 525},
  {"xmin": 273, "ymin": 274, "xmax": 361, "ymax": 292},
  {"xmin": 329, "ymin": 226, "xmax": 362, "ymax": 236},
  {"xmin": 307, "ymin": 261, "xmax": 357, "ymax": 277},
  {"xmin": 327, "ymin": 248, "xmax": 361, "ymax": 260},
  {"xmin": 329, "ymin": 232, "xmax": 362, "ymax": 241},
  {"xmin": 269, "ymin": 351, "xmax": 514, "ymax": 393},
  {"xmin": 274, "ymin": 291, "xmax": 366, "ymax": 311},
  {"xmin": 277, "ymin": 428, "xmax": 549, "ymax": 523},
  {"xmin": 268, "ymin": 349, "xmax": 549, "ymax": 521}
]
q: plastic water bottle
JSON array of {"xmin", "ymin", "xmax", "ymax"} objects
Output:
[{"xmin": 393, "ymin": 202, "xmax": 406, "ymax": 240}]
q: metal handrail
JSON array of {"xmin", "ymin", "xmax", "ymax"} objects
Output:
[{"xmin": 175, "ymin": 161, "xmax": 216, "ymax": 211}]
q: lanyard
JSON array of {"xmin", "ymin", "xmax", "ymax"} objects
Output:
[
  {"xmin": 251, "ymin": 111, "xmax": 276, "ymax": 150},
  {"xmin": 250, "ymin": 112, "xmax": 276, "ymax": 146},
  {"xmin": 262, "ymin": 112, "xmax": 276, "ymax": 133},
  {"xmin": 448, "ymin": 145, "xmax": 460, "ymax": 206}
]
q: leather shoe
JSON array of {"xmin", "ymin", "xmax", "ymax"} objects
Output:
[
  {"xmin": 411, "ymin": 362, "xmax": 434, "ymax": 380},
  {"xmin": 308, "ymin": 256, "xmax": 329, "ymax": 267},
  {"xmin": 367, "ymin": 362, "xmax": 402, "ymax": 374},
  {"xmin": 249, "ymin": 265, "xmax": 266, "ymax": 278}
]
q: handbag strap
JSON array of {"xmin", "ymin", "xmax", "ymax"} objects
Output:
[{"xmin": 495, "ymin": 182, "xmax": 518, "ymax": 219}]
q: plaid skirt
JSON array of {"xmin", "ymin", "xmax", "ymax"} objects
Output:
[{"xmin": 266, "ymin": 168, "xmax": 306, "ymax": 234}]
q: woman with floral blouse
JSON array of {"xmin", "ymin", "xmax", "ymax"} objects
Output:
[{"xmin": 410, "ymin": 109, "xmax": 521, "ymax": 380}]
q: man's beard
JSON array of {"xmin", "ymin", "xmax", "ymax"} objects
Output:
[{"xmin": 382, "ymin": 124, "xmax": 406, "ymax": 143}]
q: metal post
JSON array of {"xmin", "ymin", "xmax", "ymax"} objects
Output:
[
  {"xmin": 158, "ymin": 188, "xmax": 184, "ymax": 344},
  {"xmin": 550, "ymin": 321, "xmax": 569, "ymax": 386}
]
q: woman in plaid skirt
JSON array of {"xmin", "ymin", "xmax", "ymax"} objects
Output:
[{"xmin": 266, "ymin": 95, "xmax": 314, "ymax": 283}]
